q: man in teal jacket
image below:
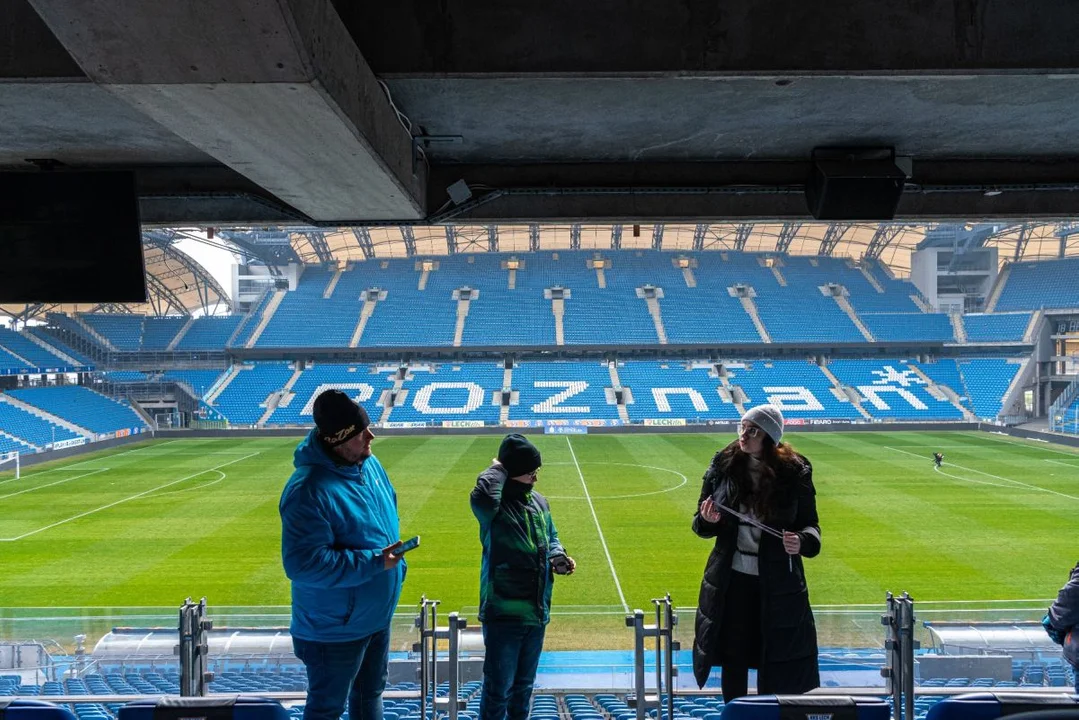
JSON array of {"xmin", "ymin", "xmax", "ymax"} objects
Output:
[
  {"xmin": 280, "ymin": 389, "xmax": 406, "ymax": 720},
  {"xmin": 471, "ymin": 434, "xmax": 576, "ymax": 720}
]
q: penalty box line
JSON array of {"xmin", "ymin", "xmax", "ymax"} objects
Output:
[
  {"xmin": 565, "ymin": 437, "xmax": 630, "ymax": 614},
  {"xmin": 0, "ymin": 452, "xmax": 261, "ymax": 542}
]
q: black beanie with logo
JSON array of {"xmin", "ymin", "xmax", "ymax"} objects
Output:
[
  {"xmin": 313, "ymin": 389, "xmax": 370, "ymax": 447},
  {"xmin": 498, "ymin": 433, "xmax": 542, "ymax": 478}
]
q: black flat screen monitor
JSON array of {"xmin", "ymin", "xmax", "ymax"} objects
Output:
[{"xmin": 0, "ymin": 171, "xmax": 146, "ymax": 303}]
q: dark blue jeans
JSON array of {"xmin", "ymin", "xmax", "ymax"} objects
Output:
[
  {"xmin": 293, "ymin": 629, "xmax": 389, "ymax": 720},
  {"xmin": 480, "ymin": 622, "xmax": 546, "ymax": 720}
]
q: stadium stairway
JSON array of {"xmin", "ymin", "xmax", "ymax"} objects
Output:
[
  {"xmin": 717, "ymin": 365, "xmax": 747, "ymax": 415},
  {"xmin": 379, "ymin": 366, "xmax": 406, "ymax": 424},
  {"xmin": 818, "ymin": 363, "xmax": 873, "ymax": 419},
  {"xmin": 23, "ymin": 331, "xmax": 84, "ymax": 368},
  {"xmin": 0, "ymin": 343, "xmax": 34, "ymax": 368},
  {"xmin": 453, "ymin": 295, "xmax": 472, "ymax": 347},
  {"xmin": 72, "ymin": 316, "xmax": 117, "ymax": 352},
  {"xmin": 0, "ymin": 393, "xmax": 94, "ymax": 439},
  {"xmin": 950, "ymin": 313, "xmax": 968, "ymax": 343},
  {"xmin": 644, "ymin": 294, "xmax": 668, "ymax": 344},
  {"xmin": 552, "ymin": 297, "xmax": 566, "ymax": 345},
  {"xmin": 738, "ymin": 295, "xmax": 773, "ymax": 342},
  {"xmin": 499, "ymin": 363, "xmax": 513, "ymax": 424},
  {"xmin": 205, "ymin": 366, "xmax": 241, "ymax": 405},
  {"xmin": 606, "ymin": 361, "xmax": 631, "ymax": 423},
  {"xmin": 323, "ymin": 268, "xmax": 342, "ymax": 298},
  {"xmin": 165, "ymin": 317, "xmax": 196, "ymax": 350},
  {"xmin": 349, "ymin": 293, "xmax": 380, "ymax": 347},
  {"xmin": 906, "ymin": 364, "xmax": 975, "ymax": 420},
  {"xmin": 984, "ymin": 265, "xmax": 1010, "ymax": 313},
  {"xmin": 1023, "ymin": 310, "xmax": 1043, "ymax": 343},
  {"xmin": 859, "ymin": 264, "xmax": 886, "ymax": 293},
  {"xmin": 833, "ymin": 293, "xmax": 876, "ymax": 341},
  {"xmin": 245, "ymin": 290, "xmax": 286, "ymax": 348}
]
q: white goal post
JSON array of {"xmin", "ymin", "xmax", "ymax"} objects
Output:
[{"xmin": 0, "ymin": 451, "xmax": 19, "ymax": 479}]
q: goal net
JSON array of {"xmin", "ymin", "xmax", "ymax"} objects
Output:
[{"xmin": 0, "ymin": 451, "xmax": 19, "ymax": 479}]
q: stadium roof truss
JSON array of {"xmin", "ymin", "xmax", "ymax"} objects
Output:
[
  {"xmin": 0, "ymin": 231, "xmax": 232, "ymax": 323},
  {"xmin": 202, "ymin": 221, "xmax": 1079, "ymax": 278}
]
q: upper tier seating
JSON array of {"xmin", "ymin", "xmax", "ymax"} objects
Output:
[
  {"xmin": 0, "ymin": 328, "xmax": 82, "ymax": 370},
  {"xmin": 963, "ymin": 313, "xmax": 1031, "ymax": 342},
  {"xmin": 860, "ymin": 313, "xmax": 955, "ymax": 342},
  {"xmin": 175, "ymin": 315, "xmax": 245, "ymax": 350},
  {"xmin": 80, "ymin": 314, "xmax": 144, "ymax": 351},
  {"xmin": 995, "ymin": 257, "xmax": 1079, "ymax": 311}
]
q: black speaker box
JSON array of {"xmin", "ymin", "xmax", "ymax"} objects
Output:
[{"xmin": 805, "ymin": 150, "xmax": 906, "ymax": 220}]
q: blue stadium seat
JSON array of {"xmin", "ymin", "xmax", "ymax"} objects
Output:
[
  {"xmin": 827, "ymin": 359, "xmax": 964, "ymax": 420},
  {"xmin": 719, "ymin": 695, "xmax": 889, "ymax": 720},
  {"xmin": 176, "ymin": 316, "xmax": 244, "ymax": 351},
  {"xmin": 859, "ymin": 313, "xmax": 955, "ymax": 342},
  {"xmin": 6, "ymin": 387, "xmax": 147, "ymax": 435},
  {"xmin": 964, "ymin": 313, "xmax": 1032, "ymax": 343},
  {"xmin": 0, "ymin": 329, "xmax": 81, "ymax": 371},
  {"xmin": 0, "ymin": 700, "xmax": 78, "ymax": 720},
  {"xmin": 996, "ymin": 257, "xmax": 1079, "ymax": 312},
  {"xmin": 618, "ymin": 360, "xmax": 740, "ymax": 422},
  {"xmin": 729, "ymin": 359, "xmax": 863, "ymax": 420},
  {"xmin": 510, "ymin": 361, "xmax": 619, "ymax": 422},
  {"xmin": 958, "ymin": 358, "xmax": 1024, "ymax": 419},
  {"xmin": 390, "ymin": 362, "xmax": 503, "ymax": 426},
  {"xmin": 925, "ymin": 692, "xmax": 1079, "ymax": 720}
]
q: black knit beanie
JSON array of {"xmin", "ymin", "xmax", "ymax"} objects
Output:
[
  {"xmin": 313, "ymin": 389, "xmax": 370, "ymax": 447},
  {"xmin": 498, "ymin": 434, "xmax": 542, "ymax": 478}
]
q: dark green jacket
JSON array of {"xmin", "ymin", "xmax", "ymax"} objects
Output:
[{"xmin": 471, "ymin": 463, "xmax": 564, "ymax": 625}]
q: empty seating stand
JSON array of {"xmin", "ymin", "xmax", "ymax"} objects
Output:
[
  {"xmin": 926, "ymin": 692, "xmax": 1079, "ymax": 720},
  {"xmin": 721, "ymin": 695, "xmax": 890, "ymax": 720}
]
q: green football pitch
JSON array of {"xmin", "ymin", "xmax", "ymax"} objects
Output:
[{"xmin": 0, "ymin": 431, "xmax": 1076, "ymax": 648}]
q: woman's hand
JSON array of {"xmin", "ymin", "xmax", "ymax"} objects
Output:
[
  {"xmin": 782, "ymin": 531, "xmax": 802, "ymax": 555},
  {"xmin": 698, "ymin": 497, "xmax": 721, "ymax": 523}
]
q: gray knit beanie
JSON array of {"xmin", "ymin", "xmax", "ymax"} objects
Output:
[{"xmin": 741, "ymin": 404, "xmax": 785, "ymax": 445}]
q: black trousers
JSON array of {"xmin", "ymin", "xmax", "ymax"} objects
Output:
[{"xmin": 719, "ymin": 570, "xmax": 761, "ymax": 701}]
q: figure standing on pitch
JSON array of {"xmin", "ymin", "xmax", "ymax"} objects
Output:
[
  {"xmin": 933, "ymin": 452, "xmax": 944, "ymax": 468},
  {"xmin": 691, "ymin": 404, "xmax": 821, "ymax": 701}
]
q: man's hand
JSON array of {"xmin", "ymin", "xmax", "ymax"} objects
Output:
[
  {"xmin": 381, "ymin": 541, "xmax": 404, "ymax": 570},
  {"xmin": 551, "ymin": 553, "xmax": 576, "ymax": 575}
]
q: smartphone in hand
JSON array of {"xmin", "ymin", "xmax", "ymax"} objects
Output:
[{"xmin": 395, "ymin": 536, "xmax": 421, "ymax": 555}]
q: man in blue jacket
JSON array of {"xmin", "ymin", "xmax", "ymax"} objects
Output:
[{"xmin": 281, "ymin": 389, "xmax": 406, "ymax": 720}]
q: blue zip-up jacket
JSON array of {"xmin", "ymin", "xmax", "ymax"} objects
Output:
[{"xmin": 280, "ymin": 430, "xmax": 405, "ymax": 642}]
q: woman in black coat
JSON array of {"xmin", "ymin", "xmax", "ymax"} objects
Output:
[{"xmin": 691, "ymin": 404, "xmax": 821, "ymax": 700}]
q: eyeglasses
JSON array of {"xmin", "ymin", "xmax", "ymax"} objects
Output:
[{"xmin": 738, "ymin": 425, "xmax": 761, "ymax": 438}]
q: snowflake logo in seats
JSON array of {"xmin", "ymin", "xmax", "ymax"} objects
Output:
[{"xmin": 870, "ymin": 365, "xmax": 925, "ymax": 387}]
